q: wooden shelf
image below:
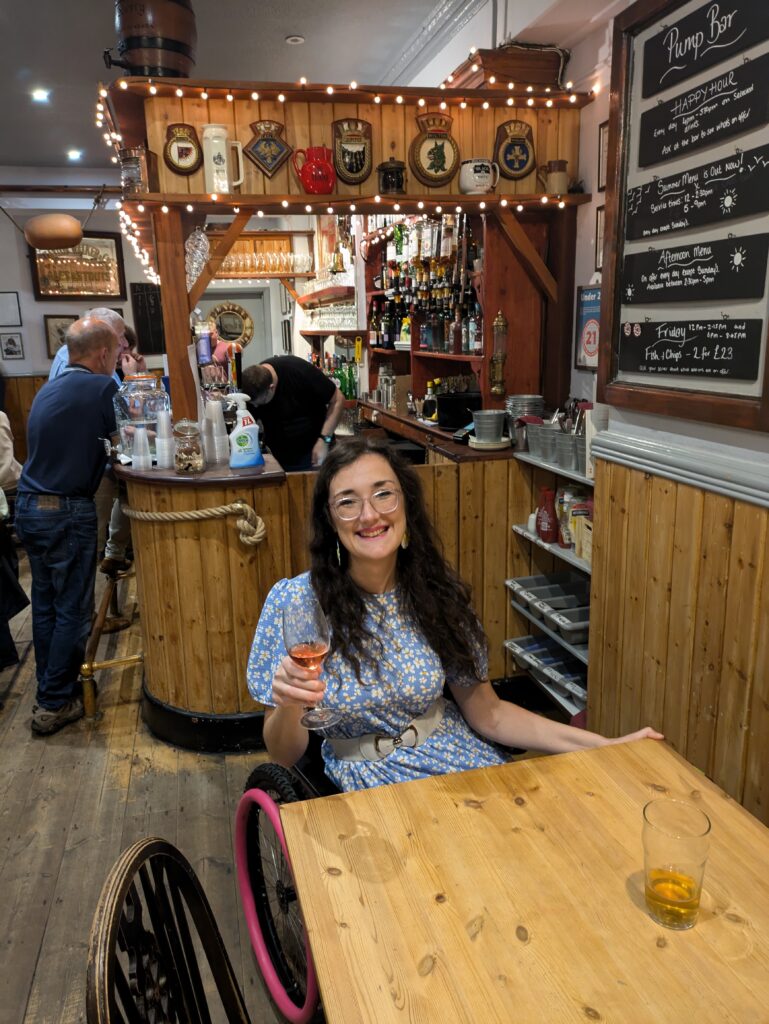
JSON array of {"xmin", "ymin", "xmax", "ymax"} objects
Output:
[
  {"xmin": 511, "ymin": 524, "xmax": 591, "ymax": 575},
  {"xmin": 297, "ymin": 285, "xmax": 356, "ymax": 309},
  {"xmin": 299, "ymin": 328, "xmax": 363, "ymax": 336},
  {"xmin": 122, "ymin": 192, "xmax": 593, "ymax": 216},
  {"xmin": 213, "ymin": 272, "xmax": 315, "ymax": 280},
  {"xmin": 369, "ymin": 347, "xmax": 411, "ymax": 355},
  {"xmin": 412, "ymin": 352, "xmax": 482, "ymax": 363}
]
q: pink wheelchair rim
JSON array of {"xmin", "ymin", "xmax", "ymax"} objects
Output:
[{"xmin": 235, "ymin": 788, "xmax": 319, "ymax": 1024}]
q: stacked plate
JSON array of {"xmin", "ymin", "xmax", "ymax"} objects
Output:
[{"xmin": 505, "ymin": 394, "xmax": 545, "ymax": 420}]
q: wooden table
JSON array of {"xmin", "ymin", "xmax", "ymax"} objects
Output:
[{"xmin": 280, "ymin": 740, "xmax": 769, "ymax": 1023}]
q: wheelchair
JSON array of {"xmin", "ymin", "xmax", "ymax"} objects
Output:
[{"xmin": 235, "ymin": 734, "xmax": 339, "ymax": 1024}]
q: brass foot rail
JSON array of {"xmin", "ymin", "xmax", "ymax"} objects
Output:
[{"xmin": 81, "ymin": 569, "xmax": 143, "ymax": 719}]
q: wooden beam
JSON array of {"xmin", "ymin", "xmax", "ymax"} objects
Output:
[
  {"xmin": 542, "ymin": 205, "xmax": 577, "ymax": 410},
  {"xmin": 495, "ymin": 208, "xmax": 558, "ymax": 304},
  {"xmin": 152, "ymin": 207, "xmax": 198, "ymax": 420},
  {"xmin": 280, "ymin": 279, "xmax": 301, "ymax": 303},
  {"xmin": 187, "ymin": 209, "xmax": 252, "ymax": 310}
]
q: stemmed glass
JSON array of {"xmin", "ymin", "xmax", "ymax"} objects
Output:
[{"xmin": 282, "ymin": 597, "xmax": 341, "ymax": 729}]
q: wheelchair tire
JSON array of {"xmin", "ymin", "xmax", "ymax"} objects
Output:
[{"xmin": 235, "ymin": 764, "xmax": 321, "ymax": 1024}]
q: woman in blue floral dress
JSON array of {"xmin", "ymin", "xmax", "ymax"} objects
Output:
[{"xmin": 247, "ymin": 437, "xmax": 661, "ymax": 792}]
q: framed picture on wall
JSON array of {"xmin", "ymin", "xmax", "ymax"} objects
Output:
[
  {"xmin": 574, "ymin": 286, "xmax": 601, "ymax": 371},
  {"xmin": 597, "ymin": 120, "xmax": 609, "ymax": 192},
  {"xmin": 44, "ymin": 314, "xmax": 78, "ymax": 358},
  {"xmin": 0, "ymin": 332, "xmax": 24, "ymax": 360},
  {"xmin": 595, "ymin": 205, "xmax": 605, "ymax": 272},
  {"xmin": 0, "ymin": 291, "xmax": 21, "ymax": 327},
  {"xmin": 28, "ymin": 231, "xmax": 127, "ymax": 302}
]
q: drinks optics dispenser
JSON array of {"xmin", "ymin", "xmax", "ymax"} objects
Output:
[{"xmin": 491, "ymin": 311, "xmax": 508, "ymax": 397}]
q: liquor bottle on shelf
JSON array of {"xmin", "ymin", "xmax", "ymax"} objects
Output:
[
  {"xmin": 368, "ymin": 301, "xmax": 380, "ymax": 348},
  {"xmin": 471, "ymin": 303, "xmax": 484, "ymax": 357},
  {"xmin": 422, "ymin": 380, "xmax": 437, "ymax": 420},
  {"xmin": 380, "ymin": 303, "xmax": 392, "ymax": 350},
  {"xmin": 461, "ymin": 305, "xmax": 471, "ymax": 354},
  {"xmin": 450, "ymin": 307, "xmax": 463, "ymax": 355}
]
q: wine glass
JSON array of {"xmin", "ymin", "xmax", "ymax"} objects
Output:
[{"xmin": 282, "ymin": 598, "xmax": 342, "ymax": 729}]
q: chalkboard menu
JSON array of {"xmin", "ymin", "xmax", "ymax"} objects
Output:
[
  {"xmin": 130, "ymin": 283, "xmax": 165, "ymax": 356},
  {"xmin": 597, "ymin": 0, "xmax": 769, "ymax": 432}
]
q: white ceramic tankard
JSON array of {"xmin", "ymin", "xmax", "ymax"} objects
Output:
[
  {"xmin": 201, "ymin": 124, "xmax": 244, "ymax": 194},
  {"xmin": 459, "ymin": 158, "xmax": 500, "ymax": 194}
]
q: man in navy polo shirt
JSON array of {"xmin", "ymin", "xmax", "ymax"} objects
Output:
[{"xmin": 15, "ymin": 317, "xmax": 119, "ymax": 735}]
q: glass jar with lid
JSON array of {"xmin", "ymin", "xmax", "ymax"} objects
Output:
[
  {"xmin": 173, "ymin": 419, "xmax": 205, "ymax": 474},
  {"xmin": 113, "ymin": 374, "xmax": 171, "ymax": 458}
]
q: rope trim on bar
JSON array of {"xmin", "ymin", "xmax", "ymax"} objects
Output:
[{"xmin": 123, "ymin": 500, "xmax": 266, "ymax": 546}]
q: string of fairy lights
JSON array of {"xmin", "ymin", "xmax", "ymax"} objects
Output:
[{"xmin": 93, "ymin": 58, "xmax": 595, "ymax": 283}]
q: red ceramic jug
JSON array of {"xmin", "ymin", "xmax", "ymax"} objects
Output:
[{"xmin": 292, "ymin": 146, "xmax": 336, "ymax": 194}]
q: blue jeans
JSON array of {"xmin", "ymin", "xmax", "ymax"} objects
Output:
[{"xmin": 14, "ymin": 494, "xmax": 97, "ymax": 709}]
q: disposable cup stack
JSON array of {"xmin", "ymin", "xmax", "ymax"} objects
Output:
[
  {"xmin": 201, "ymin": 417, "xmax": 215, "ymax": 466},
  {"xmin": 132, "ymin": 424, "xmax": 152, "ymax": 471},
  {"xmin": 155, "ymin": 409, "xmax": 174, "ymax": 469},
  {"xmin": 206, "ymin": 401, "xmax": 230, "ymax": 464}
]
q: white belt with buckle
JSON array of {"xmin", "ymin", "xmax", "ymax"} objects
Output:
[{"xmin": 327, "ymin": 697, "xmax": 446, "ymax": 762}]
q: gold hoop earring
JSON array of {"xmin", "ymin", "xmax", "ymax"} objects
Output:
[{"xmin": 400, "ymin": 529, "xmax": 409, "ymax": 550}]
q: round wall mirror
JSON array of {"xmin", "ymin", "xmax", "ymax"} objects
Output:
[{"xmin": 208, "ymin": 302, "xmax": 254, "ymax": 346}]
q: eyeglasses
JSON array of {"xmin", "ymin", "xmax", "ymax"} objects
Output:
[{"xmin": 330, "ymin": 487, "xmax": 401, "ymax": 521}]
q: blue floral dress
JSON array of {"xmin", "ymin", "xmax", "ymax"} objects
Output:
[{"xmin": 246, "ymin": 572, "xmax": 511, "ymax": 791}]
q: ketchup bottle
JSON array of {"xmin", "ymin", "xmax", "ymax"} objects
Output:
[{"xmin": 536, "ymin": 487, "xmax": 558, "ymax": 544}]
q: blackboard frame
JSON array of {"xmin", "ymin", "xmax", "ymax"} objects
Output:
[{"xmin": 596, "ymin": 0, "xmax": 769, "ymax": 432}]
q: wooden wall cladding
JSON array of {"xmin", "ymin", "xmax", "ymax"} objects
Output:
[
  {"xmin": 144, "ymin": 95, "xmax": 581, "ymax": 199},
  {"xmin": 589, "ymin": 458, "xmax": 769, "ymax": 825},
  {"xmin": 3, "ymin": 374, "xmax": 47, "ymax": 463}
]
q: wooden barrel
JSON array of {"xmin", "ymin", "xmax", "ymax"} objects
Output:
[
  {"xmin": 114, "ymin": 0, "xmax": 197, "ymax": 78},
  {"xmin": 117, "ymin": 458, "xmax": 291, "ymax": 751}
]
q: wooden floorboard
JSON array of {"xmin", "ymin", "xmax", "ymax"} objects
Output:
[{"xmin": 0, "ymin": 550, "xmax": 281, "ymax": 1024}]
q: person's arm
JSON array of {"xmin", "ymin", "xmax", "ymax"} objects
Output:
[
  {"xmin": 311, "ymin": 386, "xmax": 346, "ymax": 466},
  {"xmin": 450, "ymin": 680, "xmax": 663, "ymax": 753}
]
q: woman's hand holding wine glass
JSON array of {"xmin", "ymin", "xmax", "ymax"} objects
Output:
[{"xmin": 279, "ymin": 599, "xmax": 342, "ymax": 729}]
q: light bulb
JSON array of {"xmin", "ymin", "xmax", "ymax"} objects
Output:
[
  {"xmin": 516, "ymin": 204, "xmax": 523, "ymax": 212},
  {"xmin": 447, "ymin": 74, "xmax": 454, "ymax": 83},
  {"xmin": 460, "ymin": 100, "xmax": 467, "ymax": 109},
  {"xmin": 186, "ymin": 204, "xmax": 193, "ymax": 212},
  {"xmin": 546, "ymin": 99, "xmax": 553, "ymax": 107},
  {"xmin": 278, "ymin": 93, "xmax": 285, "ymax": 102},
  {"xmin": 137, "ymin": 204, "xmax": 145, "ymax": 212},
  {"xmin": 479, "ymin": 201, "xmax": 486, "ymax": 209},
  {"xmin": 440, "ymin": 101, "xmax": 447, "ymax": 110},
  {"xmin": 251, "ymin": 91, "xmax": 259, "ymax": 100},
  {"xmin": 349, "ymin": 81, "xmax": 358, "ymax": 90},
  {"xmin": 471, "ymin": 63, "xmax": 479, "ymax": 72},
  {"xmin": 507, "ymin": 97, "xmax": 514, "ymax": 106},
  {"xmin": 327, "ymin": 206, "xmax": 333, "ymax": 214},
  {"xmin": 211, "ymin": 193, "xmax": 218, "ymax": 201},
  {"xmin": 489, "ymin": 75, "xmax": 496, "ymax": 84},
  {"xmin": 417, "ymin": 201, "xmax": 424, "ymax": 209},
  {"xmin": 500, "ymin": 198, "xmax": 508, "ymax": 207},
  {"xmin": 349, "ymin": 203, "xmax": 356, "ymax": 211},
  {"xmin": 418, "ymin": 98, "xmax": 425, "ymax": 107},
  {"xmin": 435, "ymin": 205, "xmax": 442, "ymax": 213},
  {"xmin": 226, "ymin": 93, "xmax": 234, "ymax": 102},
  {"xmin": 527, "ymin": 98, "xmax": 534, "ymax": 106},
  {"xmin": 482, "ymin": 101, "xmax": 489, "ymax": 109},
  {"xmin": 201, "ymin": 90, "xmax": 209, "ymax": 100},
  {"xmin": 326, "ymin": 85, "xmax": 334, "ymax": 95},
  {"xmin": 176, "ymin": 88, "xmax": 183, "ymax": 98},
  {"xmin": 541, "ymin": 196, "xmax": 549, "ymax": 204},
  {"xmin": 558, "ymin": 200, "xmax": 565, "ymax": 209},
  {"xmin": 281, "ymin": 199, "xmax": 289, "ymax": 207},
  {"xmin": 119, "ymin": 81, "xmax": 127, "ymax": 90},
  {"xmin": 569, "ymin": 94, "xmax": 577, "ymax": 103},
  {"xmin": 257, "ymin": 210, "xmax": 264, "ymax": 217},
  {"xmin": 299, "ymin": 77, "xmax": 307, "ymax": 86},
  {"xmin": 161, "ymin": 204, "xmax": 169, "ymax": 213},
  {"xmin": 396, "ymin": 95, "xmax": 404, "ymax": 104},
  {"xmin": 374, "ymin": 95, "xmax": 381, "ymax": 104},
  {"xmin": 305, "ymin": 204, "xmax": 312, "ymax": 212},
  {"xmin": 99, "ymin": 88, "xmax": 108, "ymax": 98},
  {"xmin": 374, "ymin": 194, "xmax": 381, "ymax": 203},
  {"xmin": 508, "ymin": 82, "xmax": 514, "ymax": 90},
  {"xmin": 149, "ymin": 85, "xmax": 157, "ymax": 95}
]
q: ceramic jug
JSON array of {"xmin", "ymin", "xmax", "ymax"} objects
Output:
[
  {"xmin": 537, "ymin": 159, "xmax": 569, "ymax": 195},
  {"xmin": 201, "ymin": 124, "xmax": 244, "ymax": 194},
  {"xmin": 292, "ymin": 146, "xmax": 336, "ymax": 194},
  {"xmin": 459, "ymin": 158, "xmax": 500, "ymax": 194}
]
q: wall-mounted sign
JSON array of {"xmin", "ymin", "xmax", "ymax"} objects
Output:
[
  {"xmin": 575, "ymin": 286, "xmax": 601, "ymax": 370},
  {"xmin": 244, "ymin": 120, "xmax": 292, "ymax": 178},
  {"xmin": 638, "ymin": 51, "xmax": 769, "ymax": 167},
  {"xmin": 494, "ymin": 120, "xmax": 536, "ymax": 180},
  {"xmin": 621, "ymin": 233, "xmax": 769, "ymax": 304},
  {"xmin": 626, "ymin": 141, "xmax": 769, "ymax": 239},
  {"xmin": 618, "ymin": 318, "xmax": 763, "ymax": 379},
  {"xmin": 408, "ymin": 112, "xmax": 460, "ymax": 188},
  {"xmin": 642, "ymin": 1, "xmax": 769, "ymax": 98},
  {"xmin": 163, "ymin": 123, "xmax": 203, "ymax": 175},
  {"xmin": 332, "ymin": 118, "xmax": 372, "ymax": 185}
]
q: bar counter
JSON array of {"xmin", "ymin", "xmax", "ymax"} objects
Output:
[
  {"xmin": 357, "ymin": 400, "xmax": 515, "ymax": 462},
  {"xmin": 116, "ymin": 456, "xmax": 287, "ymax": 751}
]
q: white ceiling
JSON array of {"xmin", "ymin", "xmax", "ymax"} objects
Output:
[{"xmin": 0, "ymin": 0, "xmax": 616, "ymax": 174}]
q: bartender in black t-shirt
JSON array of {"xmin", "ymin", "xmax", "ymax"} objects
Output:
[{"xmin": 241, "ymin": 355, "xmax": 346, "ymax": 471}]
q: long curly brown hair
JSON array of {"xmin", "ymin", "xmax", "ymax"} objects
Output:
[{"xmin": 309, "ymin": 436, "xmax": 487, "ymax": 684}]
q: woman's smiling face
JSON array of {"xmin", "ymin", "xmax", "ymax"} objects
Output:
[{"xmin": 328, "ymin": 454, "xmax": 406, "ymax": 571}]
